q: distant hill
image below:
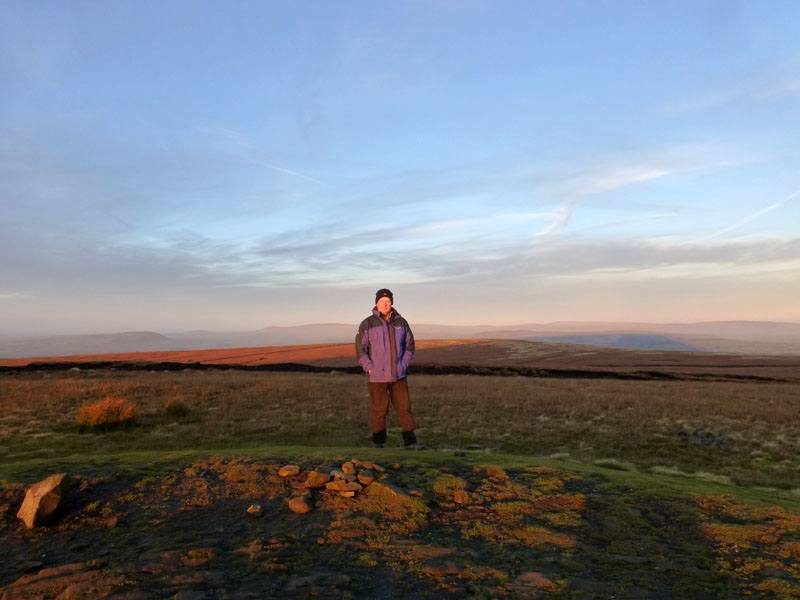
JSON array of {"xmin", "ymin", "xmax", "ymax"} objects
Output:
[
  {"xmin": 2, "ymin": 320, "xmax": 799, "ymax": 359},
  {"xmin": 0, "ymin": 331, "xmax": 175, "ymax": 359},
  {"xmin": 527, "ymin": 334, "xmax": 700, "ymax": 352}
]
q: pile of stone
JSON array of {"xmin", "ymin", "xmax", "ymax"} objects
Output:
[{"xmin": 280, "ymin": 459, "xmax": 385, "ymax": 514}]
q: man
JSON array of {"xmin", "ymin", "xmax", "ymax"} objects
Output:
[{"xmin": 355, "ymin": 288, "xmax": 419, "ymax": 449}]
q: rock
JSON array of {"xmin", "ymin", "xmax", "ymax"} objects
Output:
[
  {"xmin": 288, "ymin": 494, "xmax": 313, "ymax": 514},
  {"xmin": 304, "ymin": 471, "xmax": 332, "ymax": 488},
  {"xmin": 453, "ymin": 490, "xmax": 470, "ymax": 505},
  {"xmin": 246, "ymin": 504, "xmax": 263, "ymax": 518},
  {"xmin": 357, "ymin": 470, "xmax": 375, "ymax": 485},
  {"xmin": 679, "ymin": 427, "xmax": 727, "ymax": 448},
  {"xmin": 3, "ymin": 562, "xmax": 123, "ymax": 599},
  {"xmin": 278, "ymin": 464, "xmax": 300, "ymax": 477},
  {"xmin": 326, "ymin": 480, "xmax": 363, "ymax": 493},
  {"xmin": 368, "ymin": 481, "xmax": 408, "ymax": 497},
  {"xmin": 341, "ymin": 461, "xmax": 356, "ymax": 475},
  {"xmin": 17, "ymin": 473, "xmax": 71, "ymax": 529},
  {"xmin": 352, "ymin": 459, "xmax": 384, "ymax": 472},
  {"xmin": 516, "ymin": 571, "xmax": 558, "ymax": 590},
  {"xmin": 326, "ymin": 480, "xmax": 348, "ymax": 491}
]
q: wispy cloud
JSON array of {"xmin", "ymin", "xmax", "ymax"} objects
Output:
[
  {"xmin": 198, "ymin": 126, "xmax": 322, "ymax": 183},
  {"xmin": 709, "ymin": 189, "xmax": 800, "ymax": 239},
  {"xmin": 664, "ymin": 59, "xmax": 800, "ymax": 115},
  {"xmin": 531, "ymin": 161, "xmax": 681, "ymax": 243}
]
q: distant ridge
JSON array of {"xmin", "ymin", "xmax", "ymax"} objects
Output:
[
  {"xmin": 0, "ymin": 331, "xmax": 175, "ymax": 359},
  {"xmin": 2, "ymin": 320, "xmax": 799, "ymax": 359},
  {"xmin": 529, "ymin": 334, "xmax": 700, "ymax": 352}
]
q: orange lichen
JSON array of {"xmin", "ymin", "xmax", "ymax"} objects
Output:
[
  {"xmin": 697, "ymin": 495, "xmax": 800, "ymax": 597},
  {"xmin": 474, "ymin": 465, "xmax": 508, "ymax": 480},
  {"xmin": 432, "ymin": 473, "xmax": 468, "ymax": 497}
]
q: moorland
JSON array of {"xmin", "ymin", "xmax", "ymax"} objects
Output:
[{"xmin": 1, "ymin": 339, "xmax": 800, "ymax": 599}]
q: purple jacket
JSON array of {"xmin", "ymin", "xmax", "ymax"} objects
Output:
[{"xmin": 355, "ymin": 307, "xmax": 415, "ymax": 382}]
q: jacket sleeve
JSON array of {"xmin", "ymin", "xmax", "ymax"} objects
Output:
[
  {"xmin": 355, "ymin": 320, "xmax": 373, "ymax": 373},
  {"xmin": 400, "ymin": 320, "xmax": 415, "ymax": 369}
]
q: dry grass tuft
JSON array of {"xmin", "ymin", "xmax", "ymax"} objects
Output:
[{"xmin": 76, "ymin": 396, "xmax": 137, "ymax": 429}]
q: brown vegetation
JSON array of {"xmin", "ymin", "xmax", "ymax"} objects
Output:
[
  {"xmin": 75, "ymin": 397, "xmax": 137, "ymax": 429},
  {"xmin": 1, "ymin": 364, "xmax": 799, "ymax": 489},
  {"xmin": 0, "ymin": 339, "xmax": 486, "ymax": 368}
]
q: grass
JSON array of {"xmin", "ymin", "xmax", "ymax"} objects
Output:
[{"xmin": 1, "ymin": 368, "xmax": 799, "ymax": 494}]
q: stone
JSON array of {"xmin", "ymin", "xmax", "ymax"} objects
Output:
[
  {"xmin": 288, "ymin": 495, "xmax": 313, "ymax": 514},
  {"xmin": 278, "ymin": 464, "xmax": 300, "ymax": 477},
  {"xmin": 3, "ymin": 562, "xmax": 124, "ymax": 599},
  {"xmin": 368, "ymin": 481, "xmax": 408, "ymax": 497},
  {"xmin": 357, "ymin": 470, "xmax": 375, "ymax": 485},
  {"xmin": 304, "ymin": 471, "xmax": 332, "ymax": 489},
  {"xmin": 515, "ymin": 571, "xmax": 559, "ymax": 590},
  {"xmin": 326, "ymin": 480, "xmax": 363, "ymax": 493},
  {"xmin": 17, "ymin": 473, "xmax": 71, "ymax": 529},
  {"xmin": 341, "ymin": 461, "xmax": 356, "ymax": 475},
  {"xmin": 453, "ymin": 490, "xmax": 470, "ymax": 505},
  {"xmin": 246, "ymin": 504, "xmax": 262, "ymax": 518}
]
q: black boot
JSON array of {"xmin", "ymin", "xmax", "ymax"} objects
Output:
[
  {"xmin": 372, "ymin": 429, "xmax": 386, "ymax": 448},
  {"xmin": 402, "ymin": 429, "xmax": 418, "ymax": 448}
]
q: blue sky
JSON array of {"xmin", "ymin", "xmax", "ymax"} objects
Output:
[{"xmin": 2, "ymin": 1, "xmax": 799, "ymax": 335}]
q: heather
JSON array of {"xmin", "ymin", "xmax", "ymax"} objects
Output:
[{"xmin": 2, "ymin": 368, "xmax": 799, "ymax": 490}]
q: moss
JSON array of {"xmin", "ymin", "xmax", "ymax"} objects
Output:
[{"xmin": 432, "ymin": 473, "xmax": 468, "ymax": 496}]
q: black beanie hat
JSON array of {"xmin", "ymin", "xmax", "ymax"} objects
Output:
[{"xmin": 375, "ymin": 288, "xmax": 393, "ymax": 304}]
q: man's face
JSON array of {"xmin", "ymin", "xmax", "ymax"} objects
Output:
[{"xmin": 376, "ymin": 296, "xmax": 392, "ymax": 316}]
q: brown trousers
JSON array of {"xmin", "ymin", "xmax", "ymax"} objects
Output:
[{"xmin": 368, "ymin": 378, "xmax": 415, "ymax": 433}]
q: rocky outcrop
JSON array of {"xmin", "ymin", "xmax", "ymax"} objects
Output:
[
  {"xmin": 16, "ymin": 473, "xmax": 71, "ymax": 529},
  {"xmin": 283, "ymin": 459, "xmax": 399, "ymax": 512}
]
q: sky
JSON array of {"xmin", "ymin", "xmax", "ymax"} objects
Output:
[{"xmin": 2, "ymin": 1, "xmax": 800, "ymax": 336}]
